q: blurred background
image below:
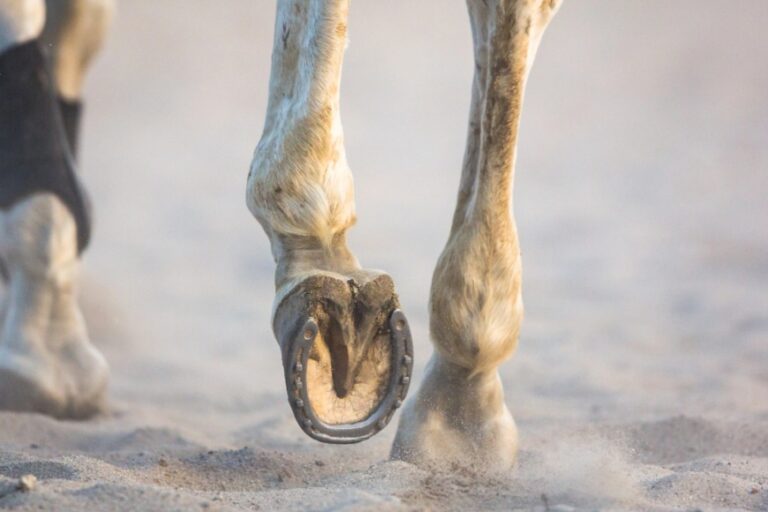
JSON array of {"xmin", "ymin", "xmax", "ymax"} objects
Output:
[{"xmin": 75, "ymin": 0, "xmax": 767, "ymax": 445}]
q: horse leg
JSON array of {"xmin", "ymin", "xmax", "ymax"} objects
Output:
[
  {"xmin": 392, "ymin": 0, "xmax": 562, "ymax": 470},
  {"xmin": 247, "ymin": 0, "xmax": 413, "ymax": 443},
  {"xmin": 0, "ymin": 0, "xmax": 111, "ymax": 418}
]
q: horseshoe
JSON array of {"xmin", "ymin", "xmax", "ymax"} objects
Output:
[{"xmin": 283, "ymin": 309, "xmax": 413, "ymax": 444}]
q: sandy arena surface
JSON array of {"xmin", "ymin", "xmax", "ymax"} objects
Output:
[{"xmin": 1, "ymin": 1, "xmax": 767, "ymax": 510}]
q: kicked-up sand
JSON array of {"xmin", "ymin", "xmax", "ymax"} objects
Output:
[{"xmin": 0, "ymin": 1, "xmax": 767, "ymax": 510}]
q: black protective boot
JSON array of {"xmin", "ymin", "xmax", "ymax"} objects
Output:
[
  {"xmin": 57, "ymin": 96, "xmax": 82, "ymax": 161},
  {"xmin": 0, "ymin": 40, "xmax": 91, "ymax": 254}
]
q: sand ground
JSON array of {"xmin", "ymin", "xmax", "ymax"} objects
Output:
[{"xmin": 1, "ymin": 1, "xmax": 767, "ymax": 510}]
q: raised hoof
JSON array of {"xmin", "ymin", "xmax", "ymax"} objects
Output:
[{"xmin": 274, "ymin": 273, "xmax": 413, "ymax": 444}]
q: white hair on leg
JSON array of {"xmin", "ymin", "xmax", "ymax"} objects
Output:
[
  {"xmin": 0, "ymin": 194, "xmax": 107, "ymax": 418},
  {"xmin": 0, "ymin": 0, "xmax": 45, "ymax": 53}
]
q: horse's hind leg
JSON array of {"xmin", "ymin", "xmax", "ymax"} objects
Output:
[
  {"xmin": 0, "ymin": 0, "xmax": 112, "ymax": 418},
  {"xmin": 41, "ymin": 0, "xmax": 114, "ymax": 158}
]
